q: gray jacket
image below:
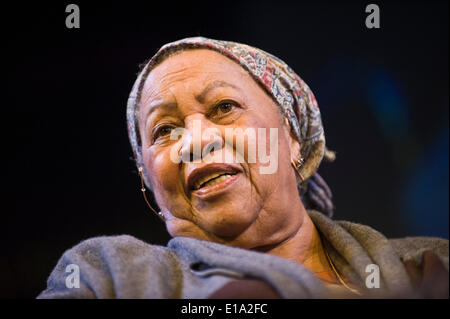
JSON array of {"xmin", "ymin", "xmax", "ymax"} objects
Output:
[{"xmin": 37, "ymin": 211, "xmax": 449, "ymax": 298}]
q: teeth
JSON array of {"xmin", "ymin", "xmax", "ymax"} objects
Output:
[
  {"xmin": 194, "ymin": 172, "xmax": 223, "ymax": 190},
  {"xmin": 194, "ymin": 173, "xmax": 234, "ymax": 190},
  {"xmin": 202, "ymin": 174, "xmax": 233, "ymax": 188}
]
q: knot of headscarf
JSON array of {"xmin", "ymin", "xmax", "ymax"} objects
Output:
[{"xmin": 126, "ymin": 37, "xmax": 335, "ymax": 217}]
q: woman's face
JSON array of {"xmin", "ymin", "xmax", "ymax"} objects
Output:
[{"xmin": 139, "ymin": 49, "xmax": 304, "ymax": 249}]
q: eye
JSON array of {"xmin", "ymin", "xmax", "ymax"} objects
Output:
[
  {"xmin": 213, "ymin": 101, "xmax": 239, "ymax": 118},
  {"xmin": 217, "ymin": 102, "xmax": 234, "ymax": 114},
  {"xmin": 152, "ymin": 124, "xmax": 174, "ymax": 141}
]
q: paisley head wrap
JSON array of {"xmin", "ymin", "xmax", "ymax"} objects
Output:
[{"xmin": 126, "ymin": 37, "xmax": 335, "ymax": 216}]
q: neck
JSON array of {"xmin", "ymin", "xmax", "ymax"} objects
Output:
[{"xmin": 261, "ymin": 208, "xmax": 338, "ymax": 284}]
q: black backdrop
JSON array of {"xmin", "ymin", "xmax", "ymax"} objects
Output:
[{"xmin": 2, "ymin": 1, "xmax": 448, "ymax": 298}]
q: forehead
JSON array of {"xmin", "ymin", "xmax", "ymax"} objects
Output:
[{"xmin": 141, "ymin": 49, "xmax": 249, "ymax": 98}]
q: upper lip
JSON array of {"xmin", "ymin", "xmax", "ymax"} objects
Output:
[{"xmin": 186, "ymin": 163, "xmax": 242, "ymax": 191}]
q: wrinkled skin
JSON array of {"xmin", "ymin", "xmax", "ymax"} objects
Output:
[{"xmin": 138, "ymin": 49, "xmax": 336, "ymax": 283}]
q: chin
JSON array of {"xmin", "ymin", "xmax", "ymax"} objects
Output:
[{"xmin": 196, "ymin": 201, "xmax": 260, "ymax": 238}]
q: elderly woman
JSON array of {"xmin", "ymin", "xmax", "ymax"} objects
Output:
[{"xmin": 38, "ymin": 37, "xmax": 448, "ymax": 299}]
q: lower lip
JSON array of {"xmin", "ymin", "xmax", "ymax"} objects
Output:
[{"xmin": 192, "ymin": 173, "xmax": 241, "ymax": 199}]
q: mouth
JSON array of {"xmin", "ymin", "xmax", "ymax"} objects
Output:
[{"xmin": 187, "ymin": 164, "xmax": 242, "ymax": 198}]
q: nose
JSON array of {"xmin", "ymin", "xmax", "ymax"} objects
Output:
[{"xmin": 179, "ymin": 116, "xmax": 223, "ymax": 163}]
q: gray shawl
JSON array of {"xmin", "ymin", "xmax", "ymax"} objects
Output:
[{"xmin": 37, "ymin": 211, "xmax": 448, "ymax": 298}]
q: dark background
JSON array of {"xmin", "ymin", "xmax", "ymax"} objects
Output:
[{"xmin": 2, "ymin": 1, "xmax": 448, "ymax": 298}]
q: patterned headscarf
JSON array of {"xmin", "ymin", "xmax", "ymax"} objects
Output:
[{"xmin": 126, "ymin": 37, "xmax": 335, "ymax": 217}]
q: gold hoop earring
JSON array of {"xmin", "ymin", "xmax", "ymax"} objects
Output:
[
  {"xmin": 138, "ymin": 167, "xmax": 165, "ymax": 221},
  {"xmin": 291, "ymin": 157, "xmax": 305, "ymax": 183}
]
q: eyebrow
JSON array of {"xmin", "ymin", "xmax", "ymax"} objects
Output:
[
  {"xmin": 195, "ymin": 80, "xmax": 240, "ymax": 103},
  {"xmin": 143, "ymin": 100, "xmax": 177, "ymax": 126},
  {"xmin": 143, "ymin": 80, "xmax": 240, "ymax": 122}
]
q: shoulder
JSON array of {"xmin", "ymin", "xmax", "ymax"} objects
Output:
[
  {"xmin": 332, "ymin": 213, "xmax": 449, "ymax": 261},
  {"xmin": 389, "ymin": 236, "xmax": 448, "ymax": 264},
  {"xmin": 327, "ymin": 212, "xmax": 449, "ymax": 270},
  {"xmin": 38, "ymin": 235, "xmax": 179, "ymax": 298},
  {"xmin": 56, "ymin": 234, "xmax": 176, "ymax": 273},
  {"xmin": 389, "ymin": 236, "xmax": 448, "ymax": 252},
  {"xmin": 65, "ymin": 234, "xmax": 171, "ymax": 260}
]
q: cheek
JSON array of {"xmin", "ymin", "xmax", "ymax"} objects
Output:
[
  {"xmin": 144, "ymin": 148, "xmax": 181, "ymax": 194},
  {"xmin": 236, "ymin": 112, "xmax": 285, "ymax": 172}
]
